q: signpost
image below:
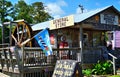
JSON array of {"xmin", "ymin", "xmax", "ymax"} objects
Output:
[{"xmin": 52, "ymin": 60, "xmax": 82, "ymax": 77}]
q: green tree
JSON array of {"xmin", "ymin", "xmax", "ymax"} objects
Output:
[
  {"xmin": 13, "ymin": 0, "xmax": 33, "ymax": 23},
  {"xmin": 0, "ymin": 0, "xmax": 14, "ymax": 43},
  {"xmin": 0, "ymin": 0, "xmax": 13, "ymax": 22},
  {"xmin": 0, "ymin": 28, "xmax": 2, "ymax": 44},
  {"xmin": 14, "ymin": 0, "xmax": 53, "ymax": 24},
  {"xmin": 30, "ymin": 2, "xmax": 53, "ymax": 23},
  {"xmin": 0, "ymin": 0, "xmax": 53, "ymax": 44}
]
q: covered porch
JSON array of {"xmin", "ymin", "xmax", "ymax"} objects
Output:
[{"xmin": 0, "ymin": 5, "xmax": 120, "ymax": 76}]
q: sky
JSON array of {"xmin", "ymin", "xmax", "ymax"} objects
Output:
[{"xmin": 9, "ymin": 0, "xmax": 120, "ymax": 19}]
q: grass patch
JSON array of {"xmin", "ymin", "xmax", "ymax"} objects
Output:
[{"xmin": 107, "ymin": 75, "xmax": 120, "ymax": 77}]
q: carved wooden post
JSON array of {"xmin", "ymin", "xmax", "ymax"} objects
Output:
[
  {"xmin": 14, "ymin": 46, "xmax": 22, "ymax": 74},
  {"xmin": 21, "ymin": 46, "xmax": 24, "ymax": 77},
  {"xmin": 78, "ymin": 23, "xmax": 83, "ymax": 68}
]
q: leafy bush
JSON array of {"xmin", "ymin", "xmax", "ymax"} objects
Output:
[
  {"xmin": 92, "ymin": 60, "xmax": 113, "ymax": 75},
  {"xmin": 82, "ymin": 69, "xmax": 92, "ymax": 77}
]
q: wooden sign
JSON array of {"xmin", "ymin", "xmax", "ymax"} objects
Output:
[
  {"xmin": 52, "ymin": 60, "xmax": 82, "ymax": 77},
  {"xmin": 50, "ymin": 15, "xmax": 74, "ymax": 30},
  {"xmin": 100, "ymin": 14, "xmax": 118, "ymax": 25}
]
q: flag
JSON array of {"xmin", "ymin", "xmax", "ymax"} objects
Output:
[{"xmin": 34, "ymin": 28, "xmax": 53, "ymax": 56}]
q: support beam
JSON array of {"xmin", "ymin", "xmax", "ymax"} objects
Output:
[
  {"xmin": 9, "ymin": 21, "xmax": 12, "ymax": 46},
  {"xmin": 2, "ymin": 23, "xmax": 4, "ymax": 45},
  {"xmin": 77, "ymin": 23, "xmax": 83, "ymax": 68},
  {"xmin": 79, "ymin": 24, "xmax": 83, "ymax": 63}
]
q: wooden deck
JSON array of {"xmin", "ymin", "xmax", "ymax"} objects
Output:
[{"xmin": 0, "ymin": 46, "xmax": 118, "ymax": 76}]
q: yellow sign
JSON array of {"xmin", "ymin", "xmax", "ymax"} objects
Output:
[{"xmin": 50, "ymin": 15, "xmax": 74, "ymax": 30}]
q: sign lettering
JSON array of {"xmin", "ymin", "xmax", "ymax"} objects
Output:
[
  {"xmin": 100, "ymin": 14, "xmax": 118, "ymax": 25},
  {"xmin": 52, "ymin": 60, "xmax": 82, "ymax": 77},
  {"xmin": 50, "ymin": 15, "xmax": 74, "ymax": 30}
]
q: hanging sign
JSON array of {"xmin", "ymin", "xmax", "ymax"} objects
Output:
[
  {"xmin": 100, "ymin": 14, "xmax": 118, "ymax": 25},
  {"xmin": 50, "ymin": 15, "xmax": 74, "ymax": 30}
]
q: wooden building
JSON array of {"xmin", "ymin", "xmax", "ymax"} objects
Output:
[
  {"xmin": 29, "ymin": 5, "xmax": 120, "ymax": 64},
  {"xmin": 30, "ymin": 5, "xmax": 120, "ymax": 48},
  {"xmin": 0, "ymin": 5, "xmax": 120, "ymax": 76},
  {"xmin": 9, "ymin": 5, "xmax": 120, "ymax": 63}
]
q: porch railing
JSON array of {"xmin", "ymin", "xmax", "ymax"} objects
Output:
[
  {"xmin": 108, "ymin": 53, "xmax": 117, "ymax": 75},
  {"xmin": 0, "ymin": 46, "xmax": 104, "ymax": 77}
]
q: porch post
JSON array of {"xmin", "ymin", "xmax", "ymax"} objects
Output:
[
  {"xmin": 9, "ymin": 21, "xmax": 12, "ymax": 46},
  {"xmin": 0, "ymin": 20, "xmax": 3, "ymax": 44},
  {"xmin": 2, "ymin": 23, "xmax": 4, "ymax": 45},
  {"xmin": 79, "ymin": 24, "xmax": 83, "ymax": 64}
]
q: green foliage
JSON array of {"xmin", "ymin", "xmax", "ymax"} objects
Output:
[
  {"xmin": 82, "ymin": 69, "xmax": 92, "ymax": 77},
  {"xmin": 0, "ymin": 28, "xmax": 2, "ymax": 43},
  {"xmin": 105, "ymin": 32, "xmax": 109, "ymax": 41},
  {"xmin": 4, "ymin": 26, "xmax": 9, "ymax": 43},
  {"xmin": 83, "ymin": 61, "xmax": 113, "ymax": 76},
  {"xmin": 92, "ymin": 61, "xmax": 113, "ymax": 75},
  {"xmin": 30, "ymin": 2, "xmax": 53, "ymax": 23},
  {"xmin": 14, "ymin": 1, "xmax": 53, "ymax": 24},
  {"xmin": 0, "ymin": 0, "xmax": 53, "ymax": 44},
  {"xmin": 0, "ymin": 0, "xmax": 14, "ymax": 43},
  {"xmin": 0, "ymin": 26, "xmax": 9, "ymax": 44},
  {"xmin": 14, "ymin": 0, "xmax": 33, "ymax": 23},
  {"xmin": 0, "ymin": 0, "xmax": 13, "ymax": 22}
]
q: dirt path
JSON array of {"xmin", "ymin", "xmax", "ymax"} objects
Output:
[{"xmin": 0, "ymin": 72, "xmax": 10, "ymax": 77}]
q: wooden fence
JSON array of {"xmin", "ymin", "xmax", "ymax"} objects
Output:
[{"xmin": 0, "ymin": 46, "xmax": 104, "ymax": 77}]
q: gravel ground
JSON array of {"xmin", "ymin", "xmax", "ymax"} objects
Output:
[{"xmin": 0, "ymin": 72, "xmax": 10, "ymax": 77}]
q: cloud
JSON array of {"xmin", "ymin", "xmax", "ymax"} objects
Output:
[
  {"xmin": 57, "ymin": 0, "xmax": 67, "ymax": 6},
  {"xmin": 24, "ymin": 0, "xmax": 31, "ymax": 4},
  {"xmin": 46, "ymin": 0, "xmax": 67, "ymax": 18},
  {"xmin": 26, "ymin": 0, "xmax": 41, "ymax": 4},
  {"xmin": 47, "ymin": 3, "xmax": 65, "ymax": 15},
  {"xmin": 23, "ymin": 0, "xmax": 67, "ymax": 18},
  {"xmin": 53, "ymin": 15, "xmax": 61, "ymax": 19},
  {"xmin": 24, "ymin": 0, "xmax": 38, "ymax": 4}
]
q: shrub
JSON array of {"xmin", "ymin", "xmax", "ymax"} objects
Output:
[
  {"xmin": 82, "ymin": 69, "xmax": 92, "ymax": 77},
  {"xmin": 92, "ymin": 60, "xmax": 113, "ymax": 75}
]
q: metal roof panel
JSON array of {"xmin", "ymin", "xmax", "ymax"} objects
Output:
[
  {"xmin": 32, "ymin": 5, "xmax": 117, "ymax": 31},
  {"xmin": 32, "ymin": 21, "xmax": 50, "ymax": 31},
  {"xmin": 74, "ymin": 5, "xmax": 112, "ymax": 23}
]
